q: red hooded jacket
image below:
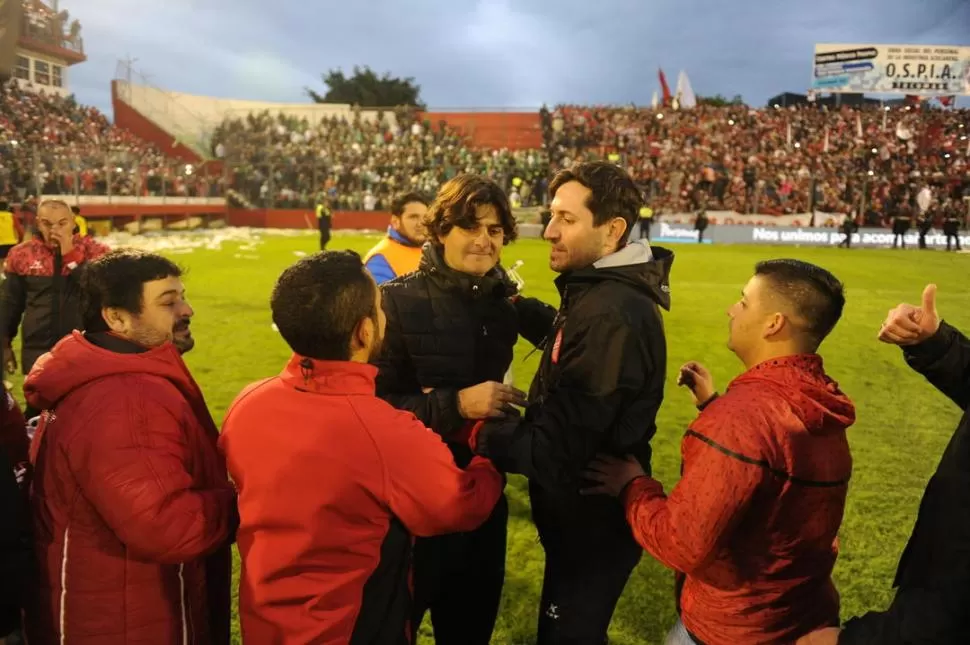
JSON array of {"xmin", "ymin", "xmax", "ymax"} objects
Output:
[
  {"xmin": 622, "ymin": 355, "xmax": 855, "ymax": 645},
  {"xmin": 220, "ymin": 357, "xmax": 504, "ymax": 645},
  {"xmin": 23, "ymin": 331, "xmax": 236, "ymax": 645}
]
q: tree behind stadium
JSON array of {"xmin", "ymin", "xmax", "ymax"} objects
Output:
[{"xmin": 306, "ymin": 65, "xmax": 426, "ymax": 108}]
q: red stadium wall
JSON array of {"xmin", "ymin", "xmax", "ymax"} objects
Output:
[
  {"xmin": 423, "ymin": 112, "xmax": 542, "ymax": 150},
  {"xmin": 111, "ymin": 80, "xmax": 203, "ymax": 164},
  {"xmin": 227, "ymin": 209, "xmax": 389, "ymax": 230}
]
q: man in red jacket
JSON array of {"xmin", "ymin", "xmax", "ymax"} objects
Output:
[
  {"xmin": 220, "ymin": 250, "xmax": 504, "ymax": 645},
  {"xmin": 24, "ymin": 249, "xmax": 237, "ymax": 645},
  {"xmin": 584, "ymin": 259, "xmax": 855, "ymax": 645}
]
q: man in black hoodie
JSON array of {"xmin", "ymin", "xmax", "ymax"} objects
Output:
[
  {"xmin": 799, "ymin": 284, "xmax": 970, "ymax": 645},
  {"xmin": 472, "ymin": 161, "xmax": 674, "ymax": 645}
]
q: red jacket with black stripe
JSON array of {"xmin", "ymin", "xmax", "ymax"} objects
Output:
[
  {"xmin": 219, "ymin": 357, "xmax": 504, "ymax": 645},
  {"xmin": 622, "ymin": 354, "xmax": 855, "ymax": 645}
]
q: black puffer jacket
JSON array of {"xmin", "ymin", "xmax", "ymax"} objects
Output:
[
  {"xmin": 375, "ymin": 244, "xmax": 555, "ymax": 467},
  {"xmin": 475, "ymin": 240, "xmax": 673, "ymax": 519}
]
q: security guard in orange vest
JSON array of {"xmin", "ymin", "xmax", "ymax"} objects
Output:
[
  {"xmin": 364, "ymin": 192, "xmax": 429, "ymax": 284},
  {"xmin": 0, "ymin": 201, "xmax": 23, "ymax": 259}
]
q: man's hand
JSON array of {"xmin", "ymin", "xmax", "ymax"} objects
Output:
[
  {"xmin": 581, "ymin": 454, "xmax": 646, "ymax": 497},
  {"xmin": 3, "ymin": 344, "xmax": 16, "ymax": 375},
  {"xmin": 49, "ymin": 227, "xmax": 75, "ymax": 257},
  {"xmin": 457, "ymin": 381, "xmax": 527, "ymax": 419},
  {"xmin": 878, "ymin": 283, "xmax": 940, "ymax": 346},
  {"xmin": 677, "ymin": 361, "xmax": 716, "ymax": 407},
  {"xmin": 795, "ymin": 627, "xmax": 841, "ymax": 645}
]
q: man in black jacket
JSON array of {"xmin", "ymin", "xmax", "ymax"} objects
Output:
[
  {"xmin": 471, "ymin": 161, "xmax": 674, "ymax": 645},
  {"xmin": 799, "ymin": 284, "xmax": 970, "ymax": 645},
  {"xmin": 1, "ymin": 199, "xmax": 108, "ymax": 381},
  {"xmin": 375, "ymin": 174, "xmax": 555, "ymax": 645}
]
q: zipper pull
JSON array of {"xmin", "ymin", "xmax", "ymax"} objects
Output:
[{"xmin": 482, "ymin": 324, "xmax": 488, "ymax": 336}]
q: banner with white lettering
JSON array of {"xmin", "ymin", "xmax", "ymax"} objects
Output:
[
  {"xmin": 660, "ymin": 211, "xmax": 847, "ymax": 227},
  {"xmin": 811, "ymin": 43, "xmax": 970, "ymax": 96},
  {"xmin": 651, "ymin": 222, "xmax": 970, "ymax": 250}
]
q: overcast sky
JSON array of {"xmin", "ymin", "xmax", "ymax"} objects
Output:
[{"xmin": 64, "ymin": 0, "xmax": 970, "ymax": 113}]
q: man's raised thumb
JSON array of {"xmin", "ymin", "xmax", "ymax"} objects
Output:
[{"xmin": 921, "ymin": 283, "xmax": 938, "ymax": 318}]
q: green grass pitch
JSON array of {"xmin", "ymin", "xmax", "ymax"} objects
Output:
[{"xmin": 13, "ymin": 232, "xmax": 970, "ymax": 644}]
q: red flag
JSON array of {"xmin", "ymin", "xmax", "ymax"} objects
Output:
[
  {"xmin": 658, "ymin": 69, "xmax": 672, "ymax": 107},
  {"xmin": 938, "ymin": 95, "xmax": 954, "ymax": 107}
]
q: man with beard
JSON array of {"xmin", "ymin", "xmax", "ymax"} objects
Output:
[
  {"xmin": 469, "ymin": 161, "xmax": 674, "ymax": 644},
  {"xmin": 220, "ymin": 251, "xmax": 504, "ymax": 644},
  {"xmin": 585, "ymin": 259, "xmax": 854, "ymax": 645},
  {"xmin": 375, "ymin": 175, "xmax": 554, "ymax": 645},
  {"xmin": 364, "ymin": 192, "xmax": 429, "ymax": 284},
  {"xmin": 0, "ymin": 200, "xmax": 108, "ymax": 416},
  {"xmin": 23, "ymin": 249, "xmax": 237, "ymax": 645}
]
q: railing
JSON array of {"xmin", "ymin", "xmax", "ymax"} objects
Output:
[
  {"xmin": 18, "ymin": 13, "xmax": 83, "ymax": 54},
  {"xmin": 0, "ymin": 144, "xmax": 225, "ymax": 200}
]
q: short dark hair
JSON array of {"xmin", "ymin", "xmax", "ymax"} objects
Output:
[
  {"xmin": 425, "ymin": 174, "xmax": 517, "ymax": 246},
  {"xmin": 71, "ymin": 205, "xmax": 81, "ymax": 215},
  {"xmin": 548, "ymin": 161, "xmax": 644, "ymax": 245},
  {"xmin": 271, "ymin": 251, "xmax": 376, "ymax": 361},
  {"xmin": 390, "ymin": 192, "xmax": 429, "ymax": 217},
  {"xmin": 754, "ymin": 259, "xmax": 846, "ymax": 349},
  {"xmin": 81, "ymin": 249, "xmax": 183, "ymax": 333},
  {"xmin": 0, "ymin": 200, "xmax": 8, "ymax": 211}
]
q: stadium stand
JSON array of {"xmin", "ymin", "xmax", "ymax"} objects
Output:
[
  {"xmin": 2, "ymin": 73, "xmax": 968, "ymax": 228},
  {"xmin": 0, "ymin": 79, "xmax": 222, "ymax": 200}
]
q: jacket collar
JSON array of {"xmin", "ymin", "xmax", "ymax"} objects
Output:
[
  {"xmin": 85, "ymin": 331, "xmax": 149, "ymax": 354},
  {"xmin": 418, "ymin": 243, "xmax": 517, "ymax": 299},
  {"xmin": 387, "ymin": 227, "xmax": 422, "ymax": 248},
  {"xmin": 279, "ymin": 355, "xmax": 377, "ymax": 395}
]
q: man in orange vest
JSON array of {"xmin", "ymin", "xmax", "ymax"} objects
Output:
[{"xmin": 364, "ymin": 192, "xmax": 429, "ymax": 284}]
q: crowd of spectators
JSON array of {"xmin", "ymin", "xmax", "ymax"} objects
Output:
[
  {"xmin": 2, "ymin": 76, "xmax": 968, "ymax": 225},
  {"xmin": 0, "ymin": 80, "xmax": 221, "ymax": 201},
  {"xmin": 210, "ymin": 107, "xmax": 551, "ymax": 210},
  {"xmin": 542, "ymin": 103, "xmax": 970, "ymax": 222}
]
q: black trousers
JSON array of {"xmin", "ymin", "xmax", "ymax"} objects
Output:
[
  {"xmin": 411, "ymin": 494, "xmax": 508, "ymax": 645},
  {"xmin": 532, "ymin": 484, "xmax": 643, "ymax": 645}
]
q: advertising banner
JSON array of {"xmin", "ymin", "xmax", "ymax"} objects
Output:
[
  {"xmin": 811, "ymin": 43, "xmax": 970, "ymax": 96},
  {"xmin": 651, "ymin": 222, "xmax": 970, "ymax": 250},
  {"xmin": 660, "ymin": 211, "xmax": 847, "ymax": 227}
]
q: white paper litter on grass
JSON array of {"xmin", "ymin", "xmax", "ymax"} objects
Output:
[{"xmin": 97, "ymin": 227, "xmax": 317, "ymax": 255}]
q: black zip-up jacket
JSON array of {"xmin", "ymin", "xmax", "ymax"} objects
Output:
[
  {"xmin": 474, "ymin": 240, "xmax": 673, "ymax": 514},
  {"xmin": 840, "ymin": 322, "xmax": 970, "ymax": 644},
  {"xmin": 0, "ymin": 442, "xmax": 30, "ymax": 637},
  {"xmin": 375, "ymin": 244, "xmax": 555, "ymax": 467}
]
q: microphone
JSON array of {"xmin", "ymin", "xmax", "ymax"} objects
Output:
[{"xmin": 506, "ymin": 260, "xmax": 526, "ymax": 292}]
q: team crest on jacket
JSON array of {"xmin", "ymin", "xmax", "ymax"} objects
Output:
[{"xmin": 551, "ymin": 329, "xmax": 563, "ymax": 364}]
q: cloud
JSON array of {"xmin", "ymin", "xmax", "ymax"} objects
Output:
[{"xmin": 59, "ymin": 0, "xmax": 970, "ymax": 113}]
